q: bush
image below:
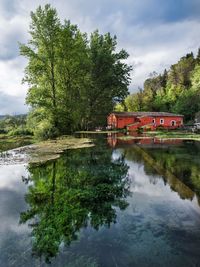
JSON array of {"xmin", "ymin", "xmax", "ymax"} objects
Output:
[
  {"xmin": 8, "ymin": 127, "xmax": 33, "ymax": 136},
  {"xmin": 137, "ymin": 127, "xmax": 143, "ymax": 134},
  {"xmin": 34, "ymin": 121, "xmax": 59, "ymax": 140},
  {"xmin": 0, "ymin": 129, "xmax": 7, "ymax": 134},
  {"xmin": 156, "ymin": 125, "xmax": 165, "ymax": 131}
]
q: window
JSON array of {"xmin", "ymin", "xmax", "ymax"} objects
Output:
[
  {"xmin": 160, "ymin": 119, "xmax": 164, "ymax": 124},
  {"xmin": 152, "ymin": 119, "xmax": 155, "ymax": 123},
  {"xmin": 171, "ymin": 120, "xmax": 176, "ymax": 126}
]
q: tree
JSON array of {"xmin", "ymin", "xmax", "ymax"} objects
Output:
[
  {"xmin": 120, "ymin": 49, "xmax": 200, "ymax": 122},
  {"xmin": 20, "ymin": 6, "xmax": 132, "ymax": 137},
  {"xmin": 20, "ymin": 5, "xmax": 61, "ymax": 138},
  {"xmin": 55, "ymin": 21, "xmax": 90, "ymax": 132},
  {"xmin": 85, "ymin": 31, "xmax": 132, "ymax": 128},
  {"xmin": 124, "ymin": 88, "xmax": 143, "ymax": 112}
]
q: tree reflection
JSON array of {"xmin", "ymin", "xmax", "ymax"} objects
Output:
[
  {"xmin": 144, "ymin": 142, "xmax": 200, "ymax": 197},
  {"xmin": 20, "ymin": 146, "xmax": 130, "ymax": 262},
  {"xmin": 125, "ymin": 143, "xmax": 200, "ymax": 201}
]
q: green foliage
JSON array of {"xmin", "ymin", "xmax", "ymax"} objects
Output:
[
  {"xmin": 121, "ymin": 51, "xmax": 200, "ymax": 122},
  {"xmin": 0, "ymin": 115, "xmax": 33, "ymax": 136},
  {"xmin": 8, "ymin": 127, "xmax": 33, "ymax": 136},
  {"xmin": 20, "ymin": 5, "xmax": 132, "ymax": 138}
]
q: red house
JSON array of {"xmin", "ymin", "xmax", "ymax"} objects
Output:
[{"xmin": 107, "ymin": 112, "xmax": 184, "ymax": 131}]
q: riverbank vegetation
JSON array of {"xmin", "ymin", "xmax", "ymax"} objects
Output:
[
  {"xmin": 0, "ymin": 114, "xmax": 32, "ymax": 136},
  {"xmin": 116, "ymin": 51, "xmax": 200, "ymax": 123},
  {"xmin": 117, "ymin": 131, "xmax": 200, "ymax": 141}
]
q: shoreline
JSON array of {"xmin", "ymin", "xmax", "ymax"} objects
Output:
[{"xmin": 0, "ymin": 136, "xmax": 94, "ymax": 165}]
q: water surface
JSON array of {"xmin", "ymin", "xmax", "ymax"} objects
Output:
[{"xmin": 0, "ymin": 138, "xmax": 200, "ymax": 267}]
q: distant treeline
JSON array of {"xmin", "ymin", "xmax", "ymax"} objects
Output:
[
  {"xmin": 20, "ymin": 4, "xmax": 132, "ymax": 139},
  {"xmin": 116, "ymin": 51, "xmax": 200, "ymax": 123},
  {"xmin": 0, "ymin": 114, "xmax": 32, "ymax": 136}
]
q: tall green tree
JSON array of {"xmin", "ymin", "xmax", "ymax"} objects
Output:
[
  {"xmin": 20, "ymin": 5, "xmax": 132, "ymax": 137},
  {"xmin": 86, "ymin": 31, "xmax": 132, "ymax": 128},
  {"xmin": 56, "ymin": 21, "xmax": 90, "ymax": 132},
  {"xmin": 20, "ymin": 5, "xmax": 61, "ymax": 137}
]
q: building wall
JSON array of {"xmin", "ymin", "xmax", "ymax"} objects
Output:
[
  {"xmin": 108, "ymin": 114, "xmax": 183, "ymax": 130},
  {"xmin": 107, "ymin": 114, "xmax": 135, "ymax": 129},
  {"xmin": 125, "ymin": 116, "xmax": 183, "ymax": 131},
  {"xmin": 107, "ymin": 114, "xmax": 117, "ymax": 128},
  {"xmin": 117, "ymin": 117, "xmax": 135, "ymax": 128},
  {"xmin": 153, "ymin": 116, "xmax": 183, "ymax": 128}
]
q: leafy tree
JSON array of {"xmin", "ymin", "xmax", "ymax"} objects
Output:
[
  {"xmin": 125, "ymin": 88, "xmax": 143, "ymax": 112},
  {"xmin": 55, "ymin": 21, "xmax": 90, "ymax": 132},
  {"xmin": 120, "ymin": 50, "xmax": 200, "ymax": 122},
  {"xmin": 20, "ymin": 5, "xmax": 61, "ymax": 138},
  {"xmin": 20, "ymin": 5, "xmax": 132, "ymax": 137},
  {"xmin": 85, "ymin": 31, "xmax": 132, "ymax": 128}
]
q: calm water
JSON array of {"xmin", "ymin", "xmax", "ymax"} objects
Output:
[{"xmin": 0, "ymin": 137, "xmax": 200, "ymax": 267}]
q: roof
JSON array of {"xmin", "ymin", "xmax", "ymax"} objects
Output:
[{"xmin": 109, "ymin": 112, "xmax": 184, "ymax": 117}]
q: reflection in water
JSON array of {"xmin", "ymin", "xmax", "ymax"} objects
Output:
[
  {"xmin": 1, "ymin": 137, "xmax": 200, "ymax": 266},
  {"xmin": 20, "ymin": 146, "xmax": 130, "ymax": 262},
  {"xmin": 124, "ymin": 146, "xmax": 197, "ymax": 201},
  {"xmin": 0, "ymin": 138, "xmax": 32, "ymax": 153},
  {"xmin": 107, "ymin": 133, "xmax": 184, "ymax": 148},
  {"xmin": 108, "ymin": 134, "xmax": 200, "ymax": 204}
]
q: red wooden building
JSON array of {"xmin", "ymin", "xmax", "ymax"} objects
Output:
[{"xmin": 107, "ymin": 112, "xmax": 184, "ymax": 131}]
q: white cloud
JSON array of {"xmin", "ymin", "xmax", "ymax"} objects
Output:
[
  {"xmin": 124, "ymin": 19, "xmax": 200, "ymax": 90},
  {"xmin": 0, "ymin": 0, "xmax": 200, "ymax": 113}
]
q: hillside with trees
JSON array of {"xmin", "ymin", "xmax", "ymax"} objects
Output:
[
  {"xmin": 20, "ymin": 4, "xmax": 132, "ymax": 139},
  {"xmin": 116, "ymin": 51, "xmax": 200, "ymax": 123}
]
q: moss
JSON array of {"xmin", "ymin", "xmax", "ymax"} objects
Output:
[{"xmin": 0, "ymin": 136, "xmax": 94, "ymax": 165}]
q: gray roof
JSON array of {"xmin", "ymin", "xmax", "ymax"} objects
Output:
[{"xmin": 110, "ymin": 112, "xmax": 184, "ymax": 117}]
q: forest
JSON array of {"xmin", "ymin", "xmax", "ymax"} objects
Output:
[{"xmin": 116, "ymin": 51, "xmax": 200, "ymax": 123}]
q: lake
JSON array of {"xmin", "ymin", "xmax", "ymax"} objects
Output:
[{"xmin": 0, "ymin": 136, "xmax": 200, "ymax": 267}]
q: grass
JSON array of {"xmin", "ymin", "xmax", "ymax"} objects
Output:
[
  {"xmin": 145, "ymin": 131, "xmax": 200, "ymax": 140},
  {"xmin": 75, "ymin": 130, "xmax": 121, "ymax": 134},
  {"xmin": 0, "ymin": 134, "xmax": 34, "ymax": 141},
  {"xmin": 116, "ymin": 131, "xmax": 200, "ymax": 141}
]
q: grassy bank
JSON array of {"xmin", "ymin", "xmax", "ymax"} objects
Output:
[
  {"xmin": 117, "ymin": 131, "xmax": 200, "ymax": 141},
  {"xmin": 75, "ymin": 130, "xmax": 120, "ymax": 134},
  {"xmin": 145, "ymin": 131, "xmax": 200, "ymax": 141}
]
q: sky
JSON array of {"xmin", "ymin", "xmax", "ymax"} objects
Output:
[{"xmin": 1, "ymin": 0, "xmax": 200, "ymax": 114}]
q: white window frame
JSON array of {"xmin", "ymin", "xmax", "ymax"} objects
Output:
[
  {"xmin": 160, "ymin": 119, "xmax": 164, "ymax": 124},
  {"xmin": 171, "ymin": 120, "xmax": 176, "ymax": 126}
]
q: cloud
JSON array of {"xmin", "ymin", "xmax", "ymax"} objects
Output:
[
  {"xmin": 0, "ymin": 0, "xmax": 200, "ymax": 113},
  {"xmin": 0, "ymin": 91, "xmax": 27, "ymax": 114}
]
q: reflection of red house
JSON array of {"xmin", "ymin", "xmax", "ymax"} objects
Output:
[
  {"xmin": 107, "ymin": 133, "xmax": 184, "ymax": 148},
  {"xmin": 107, "ymin": 112, "xmax": 184, "ymax": 131}
]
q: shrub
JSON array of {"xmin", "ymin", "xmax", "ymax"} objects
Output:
[
  {"xmin": 157, "ymin": 125, "xmax": 165, "ymax": 131},
  {"xmin": 8, "ymin": 128, "xmax": 33, "ymax": 136},
  {"xmin": 137, "ymin": 127, "xmax": 143, "ymax": 134},
  {"xmin": 0, "ymin": 129, "xmax": 7, "ymax": 134},
  {"xmin": 34, "ymin": 121, "xmax": 59, "ymax": 140}
]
